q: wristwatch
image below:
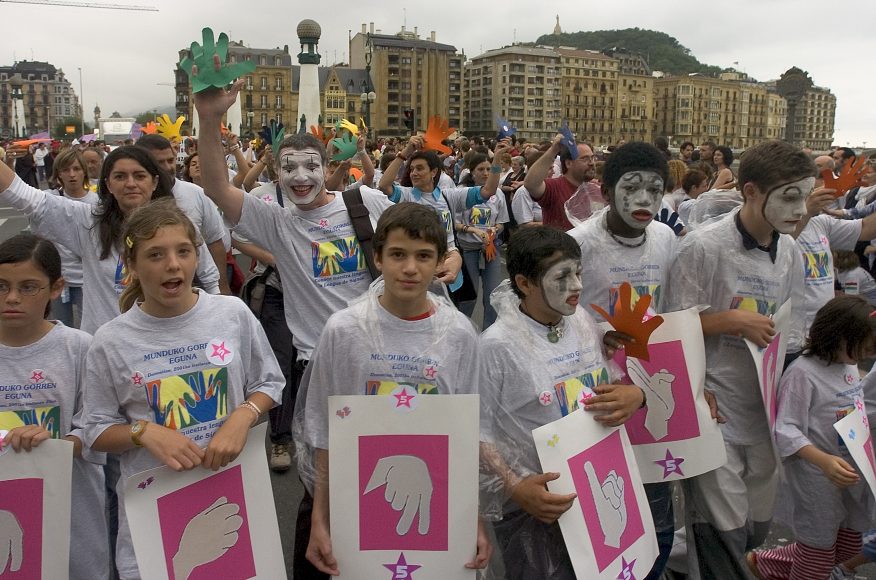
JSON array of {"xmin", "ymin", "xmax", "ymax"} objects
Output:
[{"xmin": 131, "ymin": 420, "xmax": 148, "ymax": 447}]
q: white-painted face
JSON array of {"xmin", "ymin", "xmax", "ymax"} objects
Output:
[
  {"xmin": 613, "ymin": 170, "xmax": 665, "ymax": 230},
  {"xmin": 540, "ymin": 258, "xmax": 583, "ymax": 316},
  {"xmin": 278, "ymin": 148, "xmax": 325, "ymax": 206},
  {"xmin": 763, "ymin": 177, "xmax": 815, "ymax": 234}
]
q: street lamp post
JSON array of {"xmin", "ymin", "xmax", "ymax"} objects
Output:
[
  {"xmin": 360, "ymin": 33, "xmax": 376, "ymax": 131},
  {"xmin": 78, "ymin": 67, "xmax": 84, "ymax": 136}
]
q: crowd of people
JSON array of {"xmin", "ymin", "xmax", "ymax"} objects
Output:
[{"xmin": 2, "ymin": 74, "xmax": 876, "ymax": 580}]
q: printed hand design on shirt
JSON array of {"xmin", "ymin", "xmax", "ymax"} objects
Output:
[
  {"xmin": 0, "ymin": 509, "xmax": 23, "ymax": 574},
  {"xmin": 627, "ymin": 359, "xmax": 677, "ymax": 441},
  {"xmin": 171, "ymin": 496, "xmax": 243, "ymax": 580},
  {"xmin": 364, "ymin": 455, "xmax": 433, "ymax": 536},
  {"xmin": 584, "ymin": 461, "xmax": 626, "ymax": 549},
  {"xmin": 179, "ymin": 27, "xmax": 257, "ymax": 93}
]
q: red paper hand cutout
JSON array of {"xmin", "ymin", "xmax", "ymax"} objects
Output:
[
  {"xmin": 484, "ymin": 230, "xmax": 497, "ymax": 261},
  {"xmin": 590, "ymin": 282, "xmax": 664, "ymax": 361},
  {"xmin": 823, "ymin": 156, "xmax": 871, "ymax": 198},
  {"xmin": 422, "ymin": 115, "xmax": 453, "ymax": 155}
]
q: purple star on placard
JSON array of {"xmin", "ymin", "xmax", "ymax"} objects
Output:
[
  {"xmin": 616, "ymin": 556, "xmax": 637, "ymax": 579},
  {"xmin": 655, "ymin": 449, "xmax": 685, "ymax": 478},
  {"xmin": 383, "ymin": 553, "xmax": 421, "ymax": 579}
]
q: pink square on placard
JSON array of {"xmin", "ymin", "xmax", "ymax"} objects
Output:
[
  {"xmin": 0, "ymin": 478, "xmax": 43, "ymax": 579},
  {"xmin": 864, "ymin": 433, "xmax": 876, "ymax": 479},
  {"xmin": 567, "ymin": 430, "xmax": 645, "ymax": 572},
  {"xmin": 621, "ymin": 341, "xmax": 700, "ymax": 444},
  {"xmin": 358, "ymin": 434, "xmax": 449, "ymax": 551},
  {"xmin": 761, "ymin": 335, "xmax": 781, "ymax": 430},
  {"xmin": 156, "ymin": 466, "xmax": 255, "ymax": 580}
]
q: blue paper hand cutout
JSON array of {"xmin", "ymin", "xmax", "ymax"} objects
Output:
[
  {"xmin": 558, "ymin": 120, "xmax": 578, "ymax": 160},
  {"xmin": 656, "ymin": 208, "xmax": 684, "ymax": 235}
]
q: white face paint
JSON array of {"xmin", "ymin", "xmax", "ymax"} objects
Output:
[
  {"xmin": 763, "ymin": 177, "xmax": 815, "ymax": 234},
  {"xmin": 278, "ymin": 147, "xmax": 325, "ymax": 206},
  {"xmin": 540, "ymin": 258, "xmax": 583, "ymax": 316},
  {"xmin": 613, "ymin": 170, "xmax": 665, "ymax": 230}
]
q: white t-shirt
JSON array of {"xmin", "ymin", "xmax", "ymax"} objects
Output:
[
  {"xmin": 457, "ymin": 188, "xmax": 510, "ymax": 248},
  {"xmin": 666, "ymin": 210, "xmax": 803, "ymax": 445},
  {"xmin": 49, "ymin": 188, "xmax": 99, "ymax": 287},
  {"xmin": 83, "ymin": 291, "xmax": 284, "ymax": 579},
  {"xmin": 300, "ymin": 290, "xmax": 478, "ymax": 449},
  {"xmin": 172, "ymin": 179, "xmax": 231, "ymax": 251},
  {"xmin": 569, "ymin": 207, "xmax": 677, "ymax": 315},
  {"xmin": 1, "ymin": 176, "xmax": 220, "ymax": 334},
  {"xmin": 480, "ymin": 305, "xmax": 610, "ymax": 489},
  {"xmin": 838, "ymin": 267, "xmax": 876, "ymax": 306},
  {"xmin": 790, "ymin": 215, "xmax": 861, "ymax": 351},
  {"xmin": 0, "ymin": 323, "xmax": 109, "ymax": 580},
  {"xmin": 510, "ymin": 186, "xmax": 542, "ymax": 225},
  {"xmin": 774, "ymin": 355, "xmax": 872, "ymax": 546},
  {"xmin": 383, "ymin": 183, "xmax": 487, "ymax": 249},
  {"xmin": 233, "ymin": 189, "xmax": 393, "ymax": 360}
]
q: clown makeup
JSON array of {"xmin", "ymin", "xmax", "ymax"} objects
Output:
[
  {"xmin": 540, "ymin": 258, "xmax": 583, "ymax": 316},
  {"xmin": 278, "ymin": 148, "xmax": 325, "ymax": 206},
  {"xmin": 613, "ymin": 170, "xmax": 665, "ymax": 230},
  {"xmin": 763, "ymin": 177, "xmax": 815, "ymax": 234}
]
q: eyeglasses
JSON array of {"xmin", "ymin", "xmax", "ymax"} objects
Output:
[{"xmin": 0, "ymin": 282, "xmax": 49, "ymax": 296}]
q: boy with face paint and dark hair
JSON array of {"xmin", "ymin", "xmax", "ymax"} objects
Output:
[
  {"xmin": 665, "ymin": 139, "xmax": 810, "ymax": 579},
  {"xmin": 479, "ymin": 225, "xmax": 646, "ymax": 580},
  {"xmin": 568, "ymin": 141, "xmax": 679, "ymax": 579},
  {"xmin": 294, "ymin": 203, "xmax": 491, "ymax": 575}
]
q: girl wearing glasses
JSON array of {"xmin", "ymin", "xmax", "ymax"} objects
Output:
[{"xmin": 0, "ymin": 233, "xmax": 109, "ymax": 579}]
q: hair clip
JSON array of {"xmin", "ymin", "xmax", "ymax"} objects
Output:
[{"xmin": 125, "ymin": 236, "xmax": 134, "ymax": 248}]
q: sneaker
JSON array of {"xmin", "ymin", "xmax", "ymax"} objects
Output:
[
  {"xmin": 269, "ymin": 443, "xmax": 292, "ymax": 473},
  {"xmin": 830, "ymin": 565, "xmax": 856, "ymax": 580}
]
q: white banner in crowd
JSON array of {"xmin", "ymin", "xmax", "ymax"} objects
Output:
[
  {"xmin": 534, "ymin": 410, "xmax": 657, "ymax": 580},
  {"xmin": 620, "ymin": 307, "xmax": 727, "ymax": 483},
  {"xmin": 124, "ymin": 423, "xmax": 285, "ymax": 580},
  {"xmin": 0, "ymin": 437, "xmax": 72, "ymax": 580},
  {"xmin": 328, "ymin": 393, "xmax": 479, "ymax": 580},
  {"xmin": 835, "ymin": 407, "xmax": 876, "ymax": 501},
  {"xmin": 745, "ymin": 300, "xmax": 792, "ymax": 433}
]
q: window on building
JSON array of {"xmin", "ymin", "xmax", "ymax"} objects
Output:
[
  {"xmin": 275, "ymin": 77, "xmax": 283, "ymax": 90},
  {"xmin": 261, "ymin": 77, "xmax": 267, "ymax": 90}
]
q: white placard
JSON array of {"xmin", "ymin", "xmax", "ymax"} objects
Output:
[
  {"xmin": 621, "ymin": 307, "xmax": 727, "ymax": 482},
  {"xmin": 328, "ymin": 393, "xmax": 479, "ymax": 580},
  {"xmin": 123, "ymin": 423, "xmax": 285, "ymax": 580},
  {"xmin": 0, "ymin": 437, "xmax": 72, "ymax": 580},
  {"xmin": 745, "ymin": 300, "xmax": 792, "ymax": 434},
  {"xmin": 835, "ymin": 408, "xmax": 876, "ymax": 501},
  {"xmin": 534, "ymin": 411, "xmax": 657, "ymax": 580}
]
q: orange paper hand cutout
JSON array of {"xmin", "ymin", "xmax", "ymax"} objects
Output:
[
  {"xmin": 309, "ymin": 125, "xmax": 332, "ymax": 145},
  {"xmin": 484, "ymin": 230, "xmax": 497, "ymax": 261},
  {"xmin": 823, "ymin": 156, "xmax": 870, "ymax": 198},
  {"xmin": 422, "ymin": 115, "xmax": 453, "ymax": 155},
  {"xmin": 219, "ymin": 122, "xmax": 231, "ymax": 137},
  {"xmin": 590, "ymin": 282, "xmax": 664, "ymax": 361},
  {"xmin": 141, "ymin": 122, "xmax": 157, "ymax": 135}
]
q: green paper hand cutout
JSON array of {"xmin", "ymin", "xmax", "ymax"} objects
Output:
[
  {"xmin": 179, "ymin": 27, "xmax": 256, "ymax": 93},
  {"xmin": 331, "ymin": 134, "xmax": 358, "ymax": 161}
]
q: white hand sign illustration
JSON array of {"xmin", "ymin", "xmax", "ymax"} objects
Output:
[
  {"xmin": 628, "ymin": 359, "xmax": 676, "ymax": 441},
  {"xmin": 584, "ymin": 461, "xmax": 627, "ymax": 549},
  {"xmin": 364, "ymin": 455, "xmax": 433, "ymax": 536},
  {"xmin": 171, "ymin": 496, "xmax": 243, "ymax": 580},
  {"xmin": 0, "ymin": 509, "xmax": 23, "ymax": 574}
]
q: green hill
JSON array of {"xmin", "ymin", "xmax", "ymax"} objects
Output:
[{"xmin": 535, "ymin": 28, "xmax": 724, "ymax": 76}]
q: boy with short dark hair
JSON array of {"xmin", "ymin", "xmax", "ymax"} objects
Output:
[
  {"xmin": 479, "ymin": 225, "xmax": 646, "ymax": 579},
  {"xmin": 295, "ymin": 202, "xmax": 490, "ymax": 575},
  {"xmin": 666, "ymin": 139, "xmax": 811, "ymax": 578}
]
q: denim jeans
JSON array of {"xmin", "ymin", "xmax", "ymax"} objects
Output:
[
  {"xmin": 459, "ymin": 246, "xmax": 503, "ymax": 329},
  {"xmin": 51, "ymin": 285, "xmax": 83, "ymax": 328}
]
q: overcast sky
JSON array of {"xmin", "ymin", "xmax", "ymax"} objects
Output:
[{"xmin": 4, "ymin": 0, "xmax": 874, "ymax": 147}]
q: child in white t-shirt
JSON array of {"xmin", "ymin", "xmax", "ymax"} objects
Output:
[
  {"xmin": 480, "ymin": 225, "xmax": 646, "ymax": 579},
  {"xmin": 751, "ymin": 295, "xmax": 876, "ymax": 579},
  {"xmin": 0, "ymin": 233, "xmax": 108, "ymax": 580},
  {"xmin": 83, "ymin": 200, "xmax": 284, "ymax": 580},
  {"xmin": 295, "ymin": 202, "xmax": 491, "ymax": 575}
]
